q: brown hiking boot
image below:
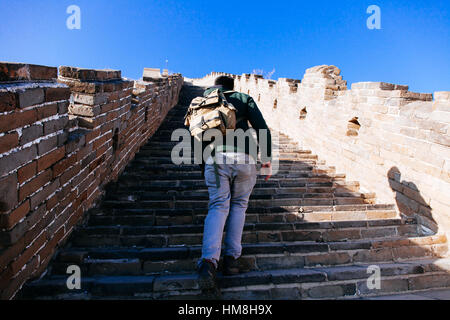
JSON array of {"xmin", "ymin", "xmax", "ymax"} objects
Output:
[
  {"xmin": 223, "ymin": 255, "xmax": 247, "ymax": 276},
  {"xmin": 198, "ymin": 259, "xmax": 217, "ymax": 289}
]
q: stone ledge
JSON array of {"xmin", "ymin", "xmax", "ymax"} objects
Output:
[
  {"xmin": 351, "ymin": 81, "xmax": 410, "ymax": 91},
  {"xmin": 0, "ymin": 62, "xmax": 57, "ymax": 82},
  {"xmin": 59, "ymin": 66, "xmax": 121, "ymax": 82}
]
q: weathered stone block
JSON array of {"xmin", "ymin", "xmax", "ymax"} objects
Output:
[
  {"xmin": 37, "ymin": 136, "xmax": 58, "ymax": 156},
  {"xmin": 69, "ymin": 104, "xmax": 101, "ymax": 117},
  {"xmin": 45, "ymin": 87, "xmax": 71, "ymax": 102},
  {"xmin": 0, "ymin": 173, "xmax": 18, "ymax": 212},
  {"xmin": 357, "ymin": 278, "xmax": 409, "ymax": 295},
  {"xmin": 59, "ymin": 66, "xmax": 121, "ymax": 82},
  {"xmin": 17, "ymin": 88, "xmax": 44, "ymax": 109},
  {"xmin": 306, "ymin": 283, "xmax": 356, "ymax": 298},
  {"xmin": 143, "ymin": 68, "xmax": 161, "ymax": 79},
  {"xmin": 20, "ymin": 124, "xmax": 43, "ymax": 145},
  {"xmin": 0, "ymin": 91, "xmax": 17, "ymax": 112},
  {"xmin": 72, "ymin": 93, "xmax": 109, "ymax": 106},
  {"xmin": 0, "ymin": 132, "xmax": 19, "ymax": 154},
  {"xmin": 43, "ymin": 117, "xmax": 69, "ymax": 135},
  {"xmin": 0, "ymin": 109, "xmax": 37, "ymax": 133},
  {"xmin": 0, "ymin": 145, "xmax": 37, "ymax": 177},
  {"xmin": 153, "ymin": 274, "xmax": 199, "ymax": 292},
  {"xmin": 0, "ymin": 62, "xmax": 57, "ymax": 81},
  {"xmin": 17, "ymin": 161, "xmax": 36, "ymax": 184}
]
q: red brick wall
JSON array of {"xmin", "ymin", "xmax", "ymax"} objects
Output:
[{"xmin": 0, "ymin": 63, "xmax": 183, "ymax": 299}]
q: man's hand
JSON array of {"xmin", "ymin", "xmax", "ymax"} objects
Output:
[{"xmin": 261, "ymin": 162, "xmax": 272, "ymax": 182}]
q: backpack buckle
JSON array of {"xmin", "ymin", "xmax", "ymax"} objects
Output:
[{"xmin": 200, "ymin": 117, "xmax": 208, "ymax": 130}]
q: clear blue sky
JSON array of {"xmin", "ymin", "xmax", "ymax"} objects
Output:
[{"xmin": 1, "ymin": 0, "xmax": 449, "ymax": 93}]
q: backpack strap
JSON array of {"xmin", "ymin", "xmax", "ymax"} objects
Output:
[
  {"xmin": 236, "ymin": 116, "xmax": 246, "ymax": 125},
  {"xmin": 223, "ymin": 91, "xmax": 246, "ymax": 125}
]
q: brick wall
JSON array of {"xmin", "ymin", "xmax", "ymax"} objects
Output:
[
  {"xmin": 192, "ymin": 67, "xmax": 450, "ymax": 239},
  {"xmin": 0, "ymin": 62, "xmax": 183, "ymax": 299}
]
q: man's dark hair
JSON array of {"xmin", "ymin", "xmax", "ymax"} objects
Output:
[{"xmin": 214, "ymin": 76, "xmax": 234, "ymax": 91}]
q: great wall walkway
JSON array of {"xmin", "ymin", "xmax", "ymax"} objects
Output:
[{"xmin": 18, "ymin": 84, "xmax": 450, "ymax": 300}]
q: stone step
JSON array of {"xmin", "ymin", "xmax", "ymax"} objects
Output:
[
  {"xmin": 123, "ymin": 164, "xmax": 328, "ymax": 173},
  {"xmin": 148, "ymin": 137, "xmax": 296, "ymax": 144},
  {"xmin": 104, "ymin": 187, "xmax": 374, "ymax": 199},
  {"xmin": 130, "ymin": 159, "xmax": 326, "ymax": 168},
  {"xmin": 134, "ymin": 151, "xmax": 313, "ymax": 159},
  {"xmin": 19, "ymin": 258, "xmax": 450, "ymax": 300},
  {"xmin": 86, "ymin": 206, "xmax": 407, "ymax": 225},
  {"xmin": 69, "ymin": 220, "xmax": 423, "ymax": 248},
  {"xmin": 134, "ymin": 152, "xmax": 320, "ymax": 161},
  {"xmin": 100, "ymin": 198, "xmax": 375, "ymax": 212},
  {"xmin": 109, "ymin": 180, "xmax": 361, "ymax": 193},
  {"xmin": 116, "ymin": 176, "xmax": 349, "ymax": 187},
  {"xmin": 143, "ymin": 142, "xmax": 301, "ymax": 151},
  {"xmin": 99, "ymin": 203, "xmax": 397, "ymax": 216},
  {"xmin": 81, "ymin": 217, "xmax": 416, "ymax": 234},
  {"xmin": 104, "ymin": 191, "xmax": 375, "ymax": 202},
  {"xmin": 136, "ymin": 149, "xmax": 313, "ymax": 156},
  {"xmin": 89, "ymin": 208, "xmax": 398, "ymax": 226},
  {"xmin": 128, "ymin": 158, "xmax": 315, "ymax": 167},
  {"xmin": 121, "ymin": 168, "xmax": 338, "ymax": 178},
  {"xmin": 50, "ymin": 234, "xmax": 445, "ymax": 276}
]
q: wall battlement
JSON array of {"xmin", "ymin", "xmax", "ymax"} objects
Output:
[
  {"xmin": 0, "ymin": 62, "xmax": 183, "ymax": 299},
  {"xmin": 190, "ymin": 66, "xmax": 450, "ymax": 241}
]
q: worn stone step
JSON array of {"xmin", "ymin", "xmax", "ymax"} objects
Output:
[
  {"xmin": 81, "ymin": 217, "xmax": 416, "ymax": 235},
  {"xmin": 141, "ymin": 144, "xmax": 308, "ymax": 152},
  {"xmin": 148, "ymin": 136, "xmax": 297, "ymax": 143},
  {"xmin": 137, "ymin": 150, "xmax": 313, "ymax": 159},
  {"xmin": 128, "ymin": 159, "xmax": 325, "ymax": 168},
  {"xmin": 104, "ymin": 191, "xmax": 375, "ymax": 202},
  {"xmin": 123, "ymin": 164, "xmax": 331, "ymax": 174},
  {"xmin": 116, "ymin": 176, "xmax": 349, "ymax": 186},
  {"xmin": 69, "ymin": 221, "xmax": 426, "ymax": 249},
  {"xmin": 105, "ymin": 192, "xmax": 375, "ymax": 203},
  {"xmin": 109, "ymin": 180, "xmax": 361, "ymax": 193},
  {"xmin": 52, "ymin": 234, "xmax": 446, "ymax": 277},
  {"xmin": 120, "ymin": 170, "xmax": 339, "ymax": 180},
  {"xmin": 91, "ymin": 209, "xmax": 399, "ymax": 226},
  {"xmin": 88, "ymin": 208, "xmax": 399, "ymax": 226},
  {"xmin": 110, "ymin": 186, "xmax": 361, "ymax": 196},
  {"xmin": 142, "ymin": 144, "xmax": 303, "ymax": 153},
  {"xmin": 20, "ymin": 258, "xmax": 450, "ymax": 300},
  {"xmin": 100, "ymin": 196, "xmax": 374, "ymax": 211},
  {"xmin": 98, "ymin": 203, "xmax": 397, "ymax": 217}
]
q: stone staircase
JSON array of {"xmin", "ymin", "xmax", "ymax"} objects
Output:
[{"xmin": 18, "ymin": 84, "xmax": 450, "ymax": 300}]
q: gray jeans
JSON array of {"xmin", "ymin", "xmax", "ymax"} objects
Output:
[{"xmin": 199, "ymin": 152, "xmax": 257, "ymax": 268}]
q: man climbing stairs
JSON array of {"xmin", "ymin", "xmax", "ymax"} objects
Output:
[{"xmin": 18, "ymin": 84, "xmax": 450, "ymax": 300}]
